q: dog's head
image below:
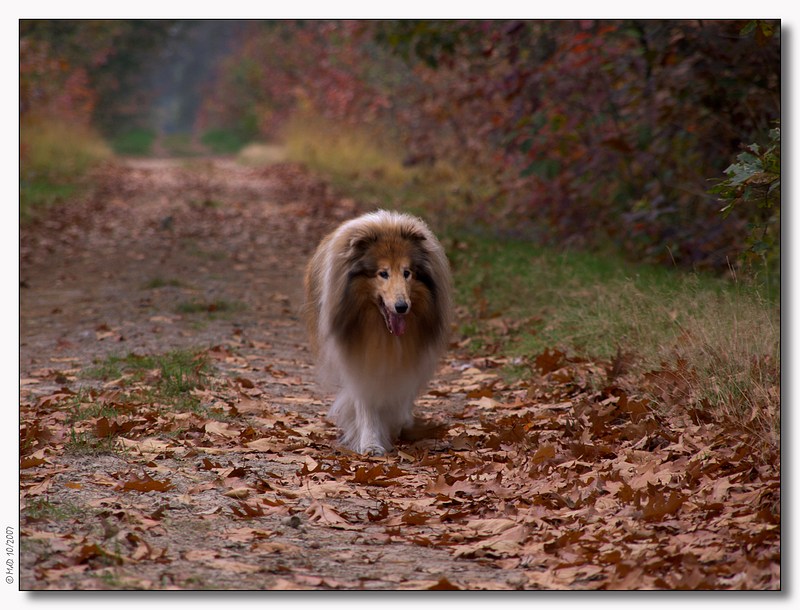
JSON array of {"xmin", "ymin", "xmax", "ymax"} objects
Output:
[{"xmin": 346, "ymin": 225, "xmax": 433, "ymax": 337}]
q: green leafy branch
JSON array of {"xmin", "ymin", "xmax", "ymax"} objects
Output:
[{"xmin": 711, "ymin": 122, "xmax": 780, "ymax": 264}]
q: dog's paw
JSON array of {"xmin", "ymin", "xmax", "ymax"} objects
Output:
[{"xmin": 362, "ymin": 443, "xmax": 389, "ymax": 456}]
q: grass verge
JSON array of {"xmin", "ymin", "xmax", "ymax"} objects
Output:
[
  {"xmin": 201, "ymin": 128, "xmax": 249, "ymax": 154},
  {"xmin": 20, "ymin": 118, "xmax": 112, "ymax": 221},
  {"xmin": 450, "ymin": 234, "xmax": 780, "ymax": 449},
  {"xmin": 109, "ymin": 128, "xmax": 156, "ymax": 156},
  {"xmin": 281, "ymin": 111, "xmax": 494, "ymax": 220}
]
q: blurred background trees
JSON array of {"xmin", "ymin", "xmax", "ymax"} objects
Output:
[{"xmin": 20, "ymin": 19, "xmax": 780, "ymax": 273}]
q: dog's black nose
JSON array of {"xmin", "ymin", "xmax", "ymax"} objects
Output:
[{"xmin": 394, "ymin": 301, "xmax": 409, "ymax": 314}]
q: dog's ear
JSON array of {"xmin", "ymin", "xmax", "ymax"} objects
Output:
[
  {"xmin": 347, "ymin": 227, "xmax": 378, "ymax": 256},
  {"xmin": 401, "ymin": 226, "xmax": 427, "ymax": 243}
]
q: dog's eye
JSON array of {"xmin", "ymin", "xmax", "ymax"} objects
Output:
[
  {"xmin": 378, "ymin": 270, "xmax": 389, "ymax": 279},
  {"xmin": 403, "ymin": 269, "xmax": 411, "ymax": 279}
]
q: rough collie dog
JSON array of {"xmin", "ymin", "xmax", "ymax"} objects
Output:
[{"xmin": 304, "ymin": 210, "xmax": 453, "ymax": 455}]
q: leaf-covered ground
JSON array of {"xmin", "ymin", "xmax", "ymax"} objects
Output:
[{"xmin": 19, "ymin": 158, "xmax": 780, "ymax": 590}]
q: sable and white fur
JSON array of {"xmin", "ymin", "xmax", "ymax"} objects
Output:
[{"xmin": 304, "ymin": 210, "xmax": 453, "ymax": 455}]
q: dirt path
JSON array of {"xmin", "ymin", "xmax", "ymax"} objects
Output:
[
  {"xmin": 18, "ymin": 158, "xmax": 780, "ymax": 590},
  {"xmin": 18, "ymin": 157, "xmax": 522, "ymax": 590}
]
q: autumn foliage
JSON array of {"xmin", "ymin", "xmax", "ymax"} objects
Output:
[
  {"xmin": 197, "ymin": 20, "xmax": 779, "ymax": 271},
  {"xmin": 20, "ymin": 19, "xmax": 780, "ymax": 270}
]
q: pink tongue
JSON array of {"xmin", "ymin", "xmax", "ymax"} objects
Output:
[{"xmin": 390, "ymin": 312, "xmax": 407, "ymax": 336}]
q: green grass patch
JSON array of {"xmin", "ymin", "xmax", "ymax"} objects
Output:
[
  {"xmin": 201, "ymin": 128, "xmax": 249, "ymax": 154},
  {"xmin": 109, "ymin": 128, "xmax": 156, "ymax": 156},
  {"xmin": 23, "ymin": 498, "xmax": 86, "ymax": 521},
  {"xmin": 84, "ymin": 349, "xmax": 212, "ymax": 413},
  {"xmin": 88, "ymin": 349, "xmax": 209, "ymax": 391},
  {"xmin": 20, "ymin": 118, "xmax": 112, "ymax": 221},
  {"xmin": 450, "ymin": 236, "xmax": 697, "ymax": 360},
  {"xmin": 450, "ymin": 235, "xmax": 766, "ymax": 358},
  {"xmin": 65, "ymin": 429, "xmax": 122, "ymax": 455},
  {"xmin": 19, "ymin": 181, "xmax": 79, "ymax": 223},
  {"xmin": 67, "ymin": 400, "xmax": 128, "ymax": 425}
]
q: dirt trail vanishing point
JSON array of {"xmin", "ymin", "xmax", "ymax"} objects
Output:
[{"xmin": 18, "ymin": 158, "xmax": 780, "ymax": 590}]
